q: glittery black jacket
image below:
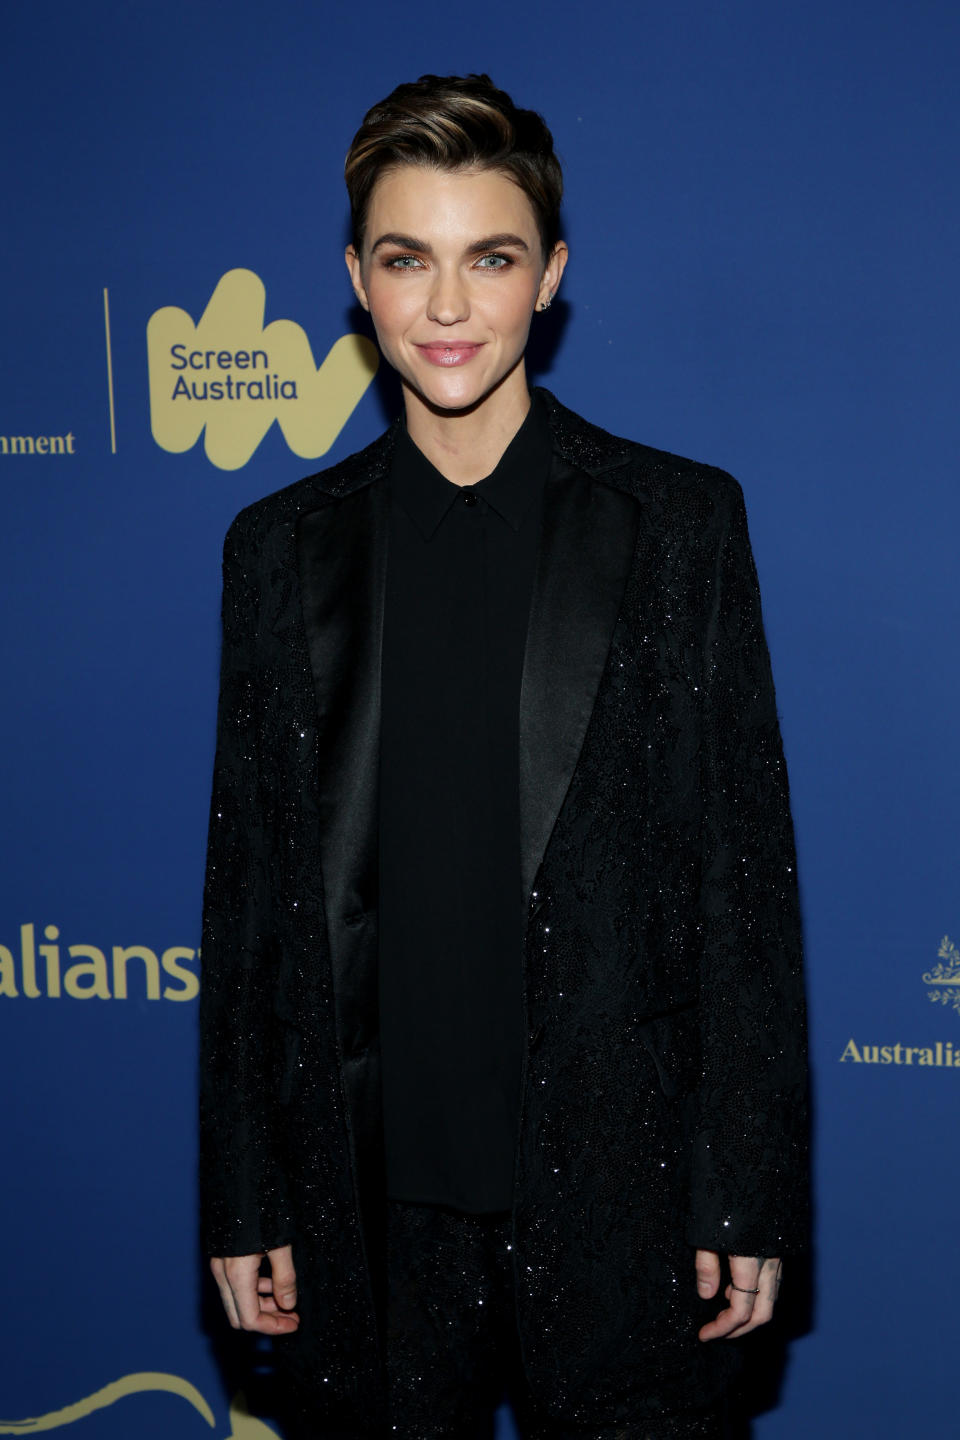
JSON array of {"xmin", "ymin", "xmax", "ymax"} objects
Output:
[{"xmin": 198, "ymin": 385, "xmax": 808, "ymax": 1432}]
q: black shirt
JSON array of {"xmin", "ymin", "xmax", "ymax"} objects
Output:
[{"xmin": 377, "ymin": 388, "xmax": 551, "ymax": 1213}]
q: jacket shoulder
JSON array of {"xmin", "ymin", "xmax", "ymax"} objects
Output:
[
  {"xmin": 607, "ymin": 436, "xmax": 746, "ymax": 535},
  {"xmin": 222, "ymin": 419, "xmax": 398, "ymax": 556},
  {"xmin": 537, "ymin": 386, "xmax": 743, "ymax": 517}
]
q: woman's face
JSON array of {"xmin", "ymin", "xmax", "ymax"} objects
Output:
[{"xmin": 345, "ymin": 163, "xmax": 565, "ymax": 415}]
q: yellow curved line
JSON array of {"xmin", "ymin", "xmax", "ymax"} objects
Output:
[{"xmin": 0, "ymin": 1372, "xmax": 216, "ymax": 1432}]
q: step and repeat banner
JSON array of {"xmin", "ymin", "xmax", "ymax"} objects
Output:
[{"xmin": 1, "ymin": 2, "xmax": 956, "ymax": 1436}]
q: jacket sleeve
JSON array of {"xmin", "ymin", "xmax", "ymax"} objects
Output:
[
  {"xmin": 688, "ymin": 475, "xmax": 810, "ymax": 1258},
  {"xmin": 198, "ymin": 516, "xmax": 293, "ymax": 1258}
]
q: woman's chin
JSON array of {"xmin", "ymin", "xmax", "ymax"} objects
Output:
[
  {"xmin": 403, "ymin": 361, "xmax": 518, "ymax": 416},
  {"xmin": 405, "ymin": 374, "xmax": 489, "ymax": 415}
]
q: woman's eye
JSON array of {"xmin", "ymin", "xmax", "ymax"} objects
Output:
[{"xmin": 383, "ymin": 252, "xmax": 512, "ymax": 271}]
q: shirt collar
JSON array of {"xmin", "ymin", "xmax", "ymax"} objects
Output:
[{"xmin": 389, "ymin": 388, "xmax": 552, "ymax": 540}]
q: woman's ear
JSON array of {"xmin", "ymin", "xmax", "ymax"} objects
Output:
[
  {"xmin": 536, "ymin": 240, "xmax": 569, "ymax": 312},
  {"xmin": 344, "ymin": 245, "xmax": 370, "ymax": 311}
]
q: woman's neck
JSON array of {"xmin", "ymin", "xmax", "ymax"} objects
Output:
[{"xmin": 401, "ymin": 371, "xmax": 533, "ymax": 486}]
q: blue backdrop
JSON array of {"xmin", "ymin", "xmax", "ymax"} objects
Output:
[{"xmin": 2, "ymin": 1, "xmax": 957, "ymax": 1435}]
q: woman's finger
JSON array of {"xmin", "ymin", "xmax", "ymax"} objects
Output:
[
  {"xmin": 721, "ymin": 1257, "xmax": 782, "ymax": 1338},
  {"xmin": 210, "ymin": 1256, "xmax": 241, "ymax": 1330}
]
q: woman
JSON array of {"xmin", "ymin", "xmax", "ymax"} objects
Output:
[{"xmin": 200, "ymin": 72, "xmax": 808, "ymax": 1439}]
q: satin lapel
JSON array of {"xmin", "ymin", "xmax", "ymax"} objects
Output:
[
  {"xmin": 296, "ymin": 481, "xmax": 387, "ymax": 945},
  {"xmin": 519, "ymin": 458, "xmax": 640, "ymax": 908},
  {"xmin": 296, "ymin": 479, "xmax": 389, "ymax": 1338}
]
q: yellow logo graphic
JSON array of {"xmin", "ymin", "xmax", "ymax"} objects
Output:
[
  {"xmin": 839, "ymin": 1038, "xmax": 958, "ymax": 1066},
  {"xmin": 0, "ymin": 1374, "xmax": 277, "ymax": 1437},
  {"xmin": 147, "ymin": 268, "xmax": 378, "ymax": 471},
  {"xmin": 0, "ymin": 924, "xmax": 198, "ymax": 1002},
  {"xmin": 924, "ymin": 935, "xmax": 960, "ymax": 1018}
]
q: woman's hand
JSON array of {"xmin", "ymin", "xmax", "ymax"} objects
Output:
[
  {"xmin": 210, "ymin": 1243, "xmax": 300, "ymax": 1334},
  {"xmin": 695, "ymin": 1250, "xmax": 782, "ymax": 1340}
]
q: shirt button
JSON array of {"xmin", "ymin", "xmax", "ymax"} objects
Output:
[{"xmin": 462, "ymin": 491, "xmax": 479, "ymax": 507}]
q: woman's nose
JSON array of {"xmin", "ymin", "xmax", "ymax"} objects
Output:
[{"xmin": 425, "ymin": 268, "xmax": 469, "ymax": 325}]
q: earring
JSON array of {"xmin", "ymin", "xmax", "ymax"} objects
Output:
[{"xmin": 539, "ymin": 292, "xmax": 553, "ymax": 312}]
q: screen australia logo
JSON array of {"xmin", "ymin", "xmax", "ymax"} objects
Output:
[
  {"xmin": 147, "ymin": 268, "xmax": 378, "ymax": 471},
  {"xmin": 840, "ymin": 934, "xmax": 960, "ymax": 1069}
]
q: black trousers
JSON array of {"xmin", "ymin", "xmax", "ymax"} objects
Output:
[{"xmin": 384, "ymin": 1199, "xmax": 729, "ymax": 1440}]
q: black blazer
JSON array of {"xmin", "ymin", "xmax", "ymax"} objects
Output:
[{"xmin": 198, "ymin": 385, "xmax": 808, "ymax": 1432}]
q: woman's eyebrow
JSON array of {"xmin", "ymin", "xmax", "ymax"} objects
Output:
[{"xmin": 370, "ymin": 231, "xmax": 530, "ymax": 256}]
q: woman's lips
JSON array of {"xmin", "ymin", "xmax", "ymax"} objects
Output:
[{"xmin": 415, "ymin": 343, "xmax": 483, "ymax": 367}]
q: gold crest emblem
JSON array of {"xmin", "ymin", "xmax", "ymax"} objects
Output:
[{"xmin": 923, "ymin": 935, "xmax": 960, "ymax": 1019}]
